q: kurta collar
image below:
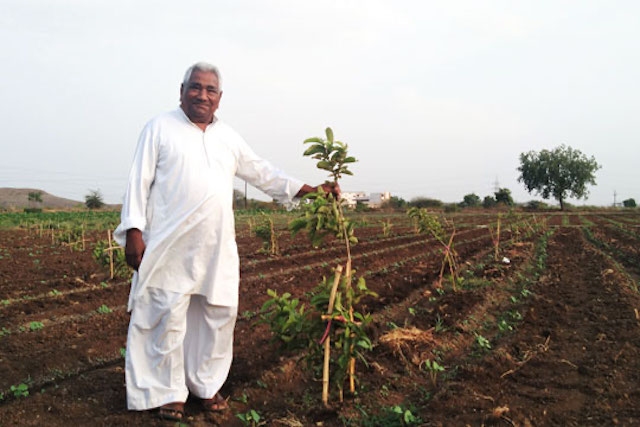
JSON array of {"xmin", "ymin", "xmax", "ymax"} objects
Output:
[{"xmin": 177, "ymin": 107, "xmax": 218, "ymax": 131}]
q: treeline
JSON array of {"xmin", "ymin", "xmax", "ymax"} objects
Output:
[{"xmin": 383, "ymin": 188, "xmax": 543, "ymax": 212}]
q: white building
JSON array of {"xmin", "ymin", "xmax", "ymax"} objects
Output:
[{"xmin": 341, "ymin": 191, "xmax": 391, "ymax": 209}]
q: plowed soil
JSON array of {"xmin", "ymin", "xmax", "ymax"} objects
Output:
[{"xmin": 1, "ymin": 212, "xmax": 640, "ymax": 426}]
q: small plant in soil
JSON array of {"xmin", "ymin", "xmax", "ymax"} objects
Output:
[
  {"xmin": 236, "ymin": 409, "xmax": 263, "ymax": 426},
  {"xmin": 475, "ymin": 334, "xmax": 492, "ymax": 351},
  {"xmin": 97, "ymin": 304, "xmax": 112, "ymax": 314},
  {"xmin": 29, "ymin": 321, "xmax": 44, "ymax": 331},
  {"xmin": 422, "ymin": 359, "xmax": 445, "ymax": 387},
  {"xmin": 254, "ymin": 213, "xmax": 280, "ymax": 256},
  {"xmin": 351, "ymin": 404, "xmax": 422, "ymax": 426},
  {"xmin": 92, "ymin": 238, "xmax": 131, "ymax": 279},
  {"xmin": 11, "ymin": 383, "xmax": 29, "ymax": 398}
]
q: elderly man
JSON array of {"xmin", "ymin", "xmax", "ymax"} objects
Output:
[{"xmin": 114, "ymin": 62, "xmax": 337, "ymax": 421}]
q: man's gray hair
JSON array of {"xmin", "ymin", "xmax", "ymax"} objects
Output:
[{"xmin": 182, "ymin": 62, "xmax": 222, "ymax": 90}]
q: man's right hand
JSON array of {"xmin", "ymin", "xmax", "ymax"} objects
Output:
[{"xmin": 125, "ymin": 228, "xmax": 146, "ymax": 271}]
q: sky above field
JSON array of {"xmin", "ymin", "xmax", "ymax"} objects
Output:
[{"xmin": 0, "ymin": 0, "xmax": 638, "ymax": 207}]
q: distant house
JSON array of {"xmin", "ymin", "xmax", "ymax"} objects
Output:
[
  {"xmin": 367, "ymin": 192, "xmax": 391, "ymax": 208},
  {"xmin": 341, "ymin": 191, "xmax": 391, "ymax": 209}
]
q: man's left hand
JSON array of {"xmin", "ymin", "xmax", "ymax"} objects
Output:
[
  {"xmin": 318, "ymin": 182, "xmax": 341, "ymax": 198},
  {"xmin": 296, "ymin": 182, "xmax": 341, "ymax": 199}
]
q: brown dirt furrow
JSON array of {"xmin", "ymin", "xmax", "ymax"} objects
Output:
[
  {"xmin": 0, "ymin": 307, "xmax": 129, "ymax": 391},
  {"xmin": 426, "ymin": 227, "xmax": 640, "ymax": 426},
  {"xmin": 0, "ymin": 282, "xmax": 129, "ymax": 327}
]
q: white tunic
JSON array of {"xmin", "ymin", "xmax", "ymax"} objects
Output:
[{"xmin": 114, "ymin": 108, "xmax": 304, "ymax": 310}]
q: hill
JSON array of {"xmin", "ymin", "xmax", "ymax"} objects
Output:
[{"xmin": 0, "ymin": 188, "xmax": 83, "ymax": 209}]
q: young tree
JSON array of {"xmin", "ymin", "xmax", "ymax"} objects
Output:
[
  {"xmin": 517, "ymin": 145, "xmax": 600, "ymax": 210},
  {"xmin": 494, "ymin": 188, "xmax": 514, "ymax": 206},
  {"xmin": 85, "ymin": 189, "xmax": 105, "ymax": 209},
  {"xmin": 623, "ymin": 198, "xmax": 637, "ymax": 208}
]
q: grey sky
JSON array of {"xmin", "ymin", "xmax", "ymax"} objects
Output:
[{"xmin": 1, "ymin": 0, "xmax": 638, "ymax": 206}]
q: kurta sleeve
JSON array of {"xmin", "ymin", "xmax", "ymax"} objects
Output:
[
  {"xmin": 114, "ymin": 122, "xmax": 159, "ymax": 246},
  {"xmin": 235, "ymin": 138, "xmax": 304, "ymax": 208}
]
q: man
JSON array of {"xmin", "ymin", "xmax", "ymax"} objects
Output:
[{"xmin": 114, "ymin": 62, "xmax": 338, "ymax": 421}]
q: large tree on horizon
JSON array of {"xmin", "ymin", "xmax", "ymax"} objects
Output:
[{"xmin": 517, "ymin": 145, "xmax": 600, "ymax": 210}]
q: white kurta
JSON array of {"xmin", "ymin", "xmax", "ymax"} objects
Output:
[{"xmin": 114, "ymin": 108, "xmax": 304, "ymax": 310}]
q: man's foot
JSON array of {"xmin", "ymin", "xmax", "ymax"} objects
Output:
[
  {"xmin": 201, "ymin": 393, "xmax": 229, "ymax": 412},
  {"xmin": 156, "ymin": 402, "xmax": 185, "ymax": 421}
]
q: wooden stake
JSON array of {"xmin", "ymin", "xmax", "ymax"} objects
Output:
[
  {"xmin": 323, "ymin": 265, "xmax": 344, "ymax": 408},
  {"xmin": 495, "ymin": 215, "xmax": 501, "ymax": 261},
  {"xmin": 343, "ymin": 259, "xmax": 357, "ymax": 394},
  {"xmin": 107, "ymin": 230, "xmax": 114, "ymax": 279}
]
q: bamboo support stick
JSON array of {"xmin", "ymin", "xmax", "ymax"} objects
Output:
[
  {"xmin": 107, "ymin": 230, "xmax": 114, "ymax": 279},
  {"xmin": 322, "ymin": 265, "xmax": 344, "ymax": 408},
  {"xmin": 494, "ymin": 215, "xmax": 501, "ymax": 261},
  {"xmin": 343, "ymin": 259, "xmax": 357, "ymax": 394}
]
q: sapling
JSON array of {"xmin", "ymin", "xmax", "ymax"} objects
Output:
[
  {"xmin": 254, "ymin": 213, "xmax": 279, "ymax": 256},
  {"xmin": 262, "ymin": 127, "xmax": 375, "ymax": 406},
  {"xmin": 295, "ymin": 127, "xmax": 373, "ymax": 402},
  {"xmin": 407, "ymin": 208, "xmax": 459, "ymax": 290},
  {"xmin": 381, "ymin": 219, "xmax": 393, "ymax": 237}
]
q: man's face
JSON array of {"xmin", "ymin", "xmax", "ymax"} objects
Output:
[{"xmin": 180, "ymin": 70, "xmax": 222, "ymax": 124}]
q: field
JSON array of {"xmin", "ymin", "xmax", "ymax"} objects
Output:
[{"xmin": 1, "ymin": 209, "xmax": 639, "ymax": 426}]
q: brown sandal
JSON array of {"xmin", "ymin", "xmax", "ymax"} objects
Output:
[
  {"xmin": 156, "ymin": 402, "xmax": 185, "ymax": 421},
  {"xmin": 201, "ymin": 393, "xmax": 229, "ymax": 412}
]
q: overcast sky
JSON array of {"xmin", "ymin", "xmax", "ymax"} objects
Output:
[{"xmin": 1, "ymin": 0, "xmax": 638, "ymax": 206}]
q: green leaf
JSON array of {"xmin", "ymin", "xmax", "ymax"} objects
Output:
[
  {"xmin": 343, "ymin": 156, "xmax": 356, "ymax": 163},
  {"xmin": 325, "ymin": 127, "xmax": 334, "ymax": 143},
  {"xmin": 304, "ymin": 137, "xmax": 323, "ymax": 143},
  {"xmin": 357, "ymin": 339, "xmax": 371, "ymax": 349},
  {"xmin": 317, "ymin": 161, "xmax": 334, "ymax": 172},
  {"xmin": 303, "ymin": 144, "xmax": 325, "ymax": 156}
]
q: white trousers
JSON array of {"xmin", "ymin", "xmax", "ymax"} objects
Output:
[{"xmin": 125, "ymin": 288, "xmax": 237, "ymax": 410}]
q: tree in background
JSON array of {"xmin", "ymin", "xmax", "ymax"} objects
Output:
[
  {"xmin": 623, "ymin": 198, "xmax": 637, "ymax": 208},
  {"xmin": 409, "ymin": 197, "xmax": 443, "ymax": 208},
  {"xmin": 482, "ymin": 195, "xmax": 497, "ymax": 208},
  {"xmin": 26, "ymin": 191, "xmax": 43, "ymax": 213},
  {"xmin": 85, "ymin": 190, "xmax": 105, "ymax": 209},
  {"xmin": 459, "ymin": 193, "xmax": 481, "ymax": 208},
  {"xmin": 494, "ymin": 188, "xmax": 514, "ymax": 206},
  {"xmin": 517, "ymin": 145, "xmax": 600, "ymax": 211},
  {"xmin": 382, "ymin": 196, "xmax": 407, "ymax": 210},
  {"xmin": 28, "ymin": 191, "xmax": 43, "ymax": 204}
]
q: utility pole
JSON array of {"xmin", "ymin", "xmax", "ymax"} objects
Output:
[
  {"xmin": 493, "ymin": 176, "xmax": 500, "ymax": 193},
  {"xmin": 613, "ymin": 190, "xmax": 617, "ymax": 207}
]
